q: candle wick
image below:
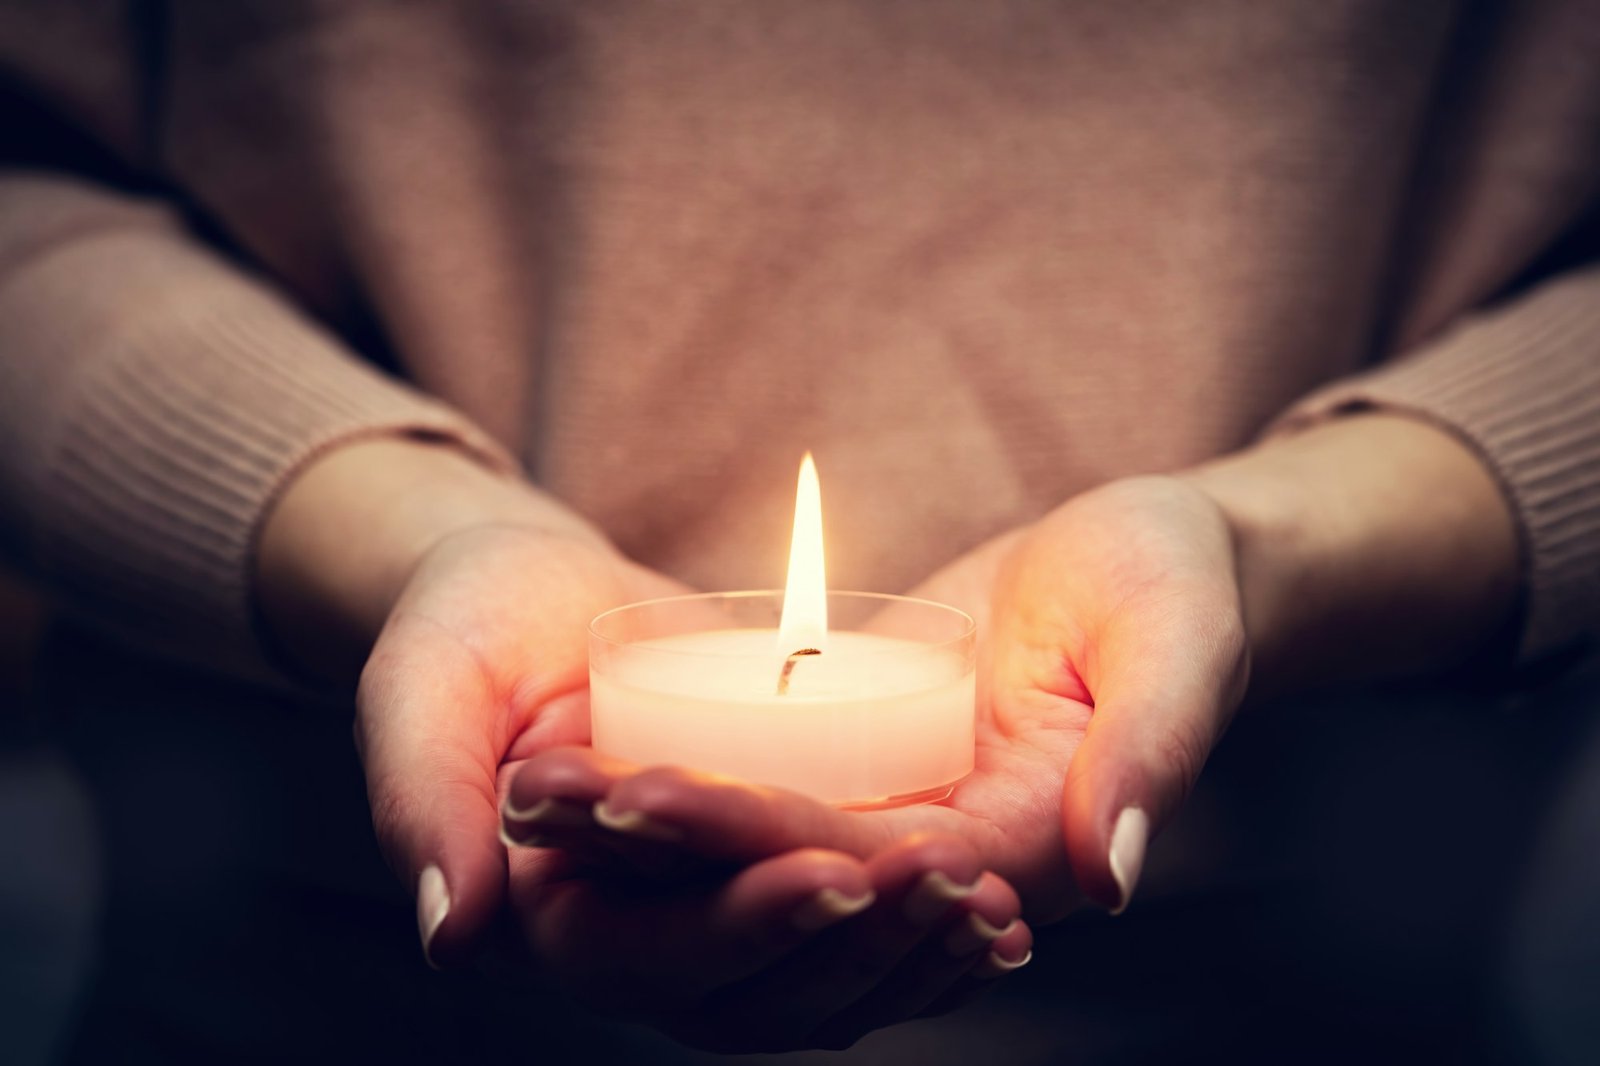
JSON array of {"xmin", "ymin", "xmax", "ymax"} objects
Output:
[{"xmin": 777, "ymin": 647, "xmax": 822, "ymax": 695}]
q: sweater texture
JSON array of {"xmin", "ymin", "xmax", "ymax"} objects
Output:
[{"xmin": 0, "ymin": 1, "xmax": 1597, "ymax": 673}]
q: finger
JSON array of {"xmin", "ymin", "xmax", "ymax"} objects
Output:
[
  {"xmin": 807, "ymin": 871, "xmax": 1027, "ymax": 1049},
  {"xmin": 496, "ymin": 758, "xmax": 616, "ymax": 870},
  {"xmin": 915, "ymin": 918, "xmax": 1035, "ymax": 1020},
  {"xmin": 516, "ymin": 848, "xmax": 875, "ymax": 1013},
  {"xmin": 357, "ymin": 614, "xmax": 510, "ymax": 968},
  {"xmin": 504, "ymin": 686, "xmax": 593, "ymax": 760},
  {"xmin": 681, "ymin": 834, "xmax": 985, "ymax": 1052},
  {"xmin": 500, "ymin": 747, "xmax": 711, "ymax": 876},
  {"xmin": 585, "ymin": 764, "xmax": 898, "ymax": 865},
  {"xmin": 1061, "ymin": 588, "xmax": 1249, "ymax": 912},
  {"xmin": 500, "ymin": 746, "xmax": 638, "ymax": 847}
]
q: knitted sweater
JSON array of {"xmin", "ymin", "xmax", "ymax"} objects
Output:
[{"xmin": 0, "ymin": 1, "xmax": 1597, "ymax": 675}]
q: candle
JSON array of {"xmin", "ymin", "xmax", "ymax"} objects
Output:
[{"xmin": 589, "ymin": 455, "xmax": 976, "ymax": 808}]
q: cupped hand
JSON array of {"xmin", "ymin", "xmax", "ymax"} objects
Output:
[
  {"xmin": 354, "ymin": 522, "xmax": 686, "ymax": 965},
  {"xmin": 510, "ymin": 474, "xmax": 1252, "ymax": 922}
]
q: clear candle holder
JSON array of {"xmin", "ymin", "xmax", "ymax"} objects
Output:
[{"xmin": 589, "ymin": 590, "xmax": 977, "ymax": 809}]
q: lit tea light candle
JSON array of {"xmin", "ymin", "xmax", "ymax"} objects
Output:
[{"xmin": 589, "ymin": 454, "xmax": 976, "ymax": 808}]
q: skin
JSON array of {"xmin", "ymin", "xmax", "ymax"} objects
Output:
[
  {"xmin": 258, "ymin": 413, "xmax": 1518, "ymax": 1051},
  {"xmin": 258, "ymin": 439, "xmax": 1035, "ymax": 1048}
]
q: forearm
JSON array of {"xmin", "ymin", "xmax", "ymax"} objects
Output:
[
  {"xmin": 1184, "ymin": 414, "xmax": 1521, "ymax": 698},
  {"xmin": 257, "ymin": 437, "xmax": 609, "ymax": 682},
  {"xmin": 0, "ymin": 175, "xmax": 524, "ymax": 676}
]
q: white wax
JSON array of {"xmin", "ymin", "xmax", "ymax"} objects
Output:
[{"xmin": 590, "ymin": 629, "xmax": 975, "ymax": 806}]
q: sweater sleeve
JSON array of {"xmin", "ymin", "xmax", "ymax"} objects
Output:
[
  {"xmin": 1270, "ymin": 265, "xmax": 1600, "ymax": 664},
  {"xmin": 0, "ymin": 172, "xmax": 517, "ymax": 677}
]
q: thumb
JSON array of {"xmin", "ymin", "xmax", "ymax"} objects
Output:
[
  {"xmin": 357, "ymin": 614, "xmax": 509, "ymax": 967},
  {"xmin": 1061, "ymin": 595, "xmax": 1249, "ymax": 913}
]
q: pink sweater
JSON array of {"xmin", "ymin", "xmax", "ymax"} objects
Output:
[{"xmin": 0, "ymin": 1, "xmax": 1597, "ymax": 675}]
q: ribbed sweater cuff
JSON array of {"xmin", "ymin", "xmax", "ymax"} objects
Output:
[
  {"xmin": 11, "ymin": 232, "xmax": 515, "ymax": 678},
  {"xmin": 1271, "ymin": 268, "xmax": 1600, "ymax": 663}
]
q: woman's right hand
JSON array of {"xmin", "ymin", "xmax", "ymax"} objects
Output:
[
  {"xmin": 258, "ymin": 437, "xmax": 686, "ymax": 963},
  {"xmin": 354, "ymin": 520, "xmax": 686, "ymax": 965}
]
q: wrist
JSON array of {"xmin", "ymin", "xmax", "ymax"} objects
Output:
[
  {"xmin": 1182, "ymin": 413, "xmax": 1521, "ymax": 696},
  {"xmin": 1179, "ymin": 445, "xmax": 1322, "ymax": 698},
  {"xmin": 257, "ymin": 435, "xmax": 606, "ymax": 680}
]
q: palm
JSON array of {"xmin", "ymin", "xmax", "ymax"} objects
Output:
[
  {"xmin": 853, "ymin": 477, "xmax": 1245, "ymax": 914},
  {"xmin": 830, "ymin": 526, "xmax": 1090, "ymax": 917},
  {"xmin": 355, "ymin": 523, "xmax": 690, "ymax": 965},
  {"xmin": 376, "ymin": 525, "xmax": 687, "ymax": 758}
]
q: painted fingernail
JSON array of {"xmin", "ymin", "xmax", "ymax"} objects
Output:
[
  {"xmin": 791, "ymin": 887, "xmax": 876, "ymax": 932},
  {"xmin": 1109, "ymin": 806, "xmax": 1150, "ymax": 916},
  {"xmin": 502, "ymin": 796, "xmax": 594, "ymax": 828},
  {"xmin": 592, "ymin": 800, "xmax": 685, "ymax": 843},
  {"xmin": 417, "ymin": 864, "xmax": 450, "ymax": 968},
  {"xmin": 944, "ymin": 912, "xmax": 1017, "ymax": 958},
  {"xmin": 902, "ymin": 870, "xmax": 981, "ymax": 926},
  {"xmin": 973, "ymin": 948, "xmax": 1033, "ymax": 979}
]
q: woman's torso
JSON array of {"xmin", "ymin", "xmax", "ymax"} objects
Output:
[{"xmin": 11, "ymin": 0, "xmax": 1595, "ymax": 591}]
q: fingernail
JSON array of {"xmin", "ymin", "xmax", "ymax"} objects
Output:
[
  {"xmin": 902, "ymin": 870, "xmax": 981, "ymax": 926},
  {"xmin": 1109, "ymin": 806, "xmax": 1150, "ymax": 916},
  {"xmin": 592, "ymin": 800, "xmax": 685, "ymax": 843},
  {"xmin": 791, "ymin": 887, "xmax": 876, "ymax": 932},
  {"xmin": 973, "ymin": 948, "xmax": 1033, "ymax": 979},
  {"xmin": 503, "ymin": 796, "xmax": 594, "ymax": 828},
  {"xmin": 417, "ymin": 864, "xmax": 450, "ymax": 968},
  {"xmin": 944, "ymin": 912, "xmax": 1017, "ymax": 958},
  {"xmin": 498, "ymin": 822, "xmax": 555, "ymax": 850}
]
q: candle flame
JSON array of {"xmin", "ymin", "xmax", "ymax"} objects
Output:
[{"xmin": 779, "ymin": 452, "xmax": 828, "ymax": 650}]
